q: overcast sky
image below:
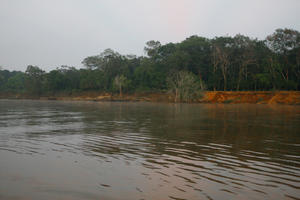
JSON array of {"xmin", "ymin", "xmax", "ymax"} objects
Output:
[{"xmin": 0, "ymin": 0, "xmax": 300, "ymax": 71}]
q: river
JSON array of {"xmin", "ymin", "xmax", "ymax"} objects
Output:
[{"xmin": 0, "ymin": 100, "xmax": 300, "ymax": 200}]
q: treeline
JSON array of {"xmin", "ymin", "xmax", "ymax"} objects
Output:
[{"xmin": 0, "ymin": 28, "xmax": 300, "ymax": 97}]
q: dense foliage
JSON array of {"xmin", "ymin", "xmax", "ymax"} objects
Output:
[{"xmin": 1, "ymin": 28, "xmax": 299, "ymax": 96}]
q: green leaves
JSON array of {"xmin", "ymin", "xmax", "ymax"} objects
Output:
[
  {"xmin": 25, "ymin": 65, "xmax": 45, "ymax": 95},
  {"xmin": 266, "ymin": 28, "xmax": 300, "ymax": 54},
  {"xmin": 1, "ymin": 28, "xmax": 300, "ymax": 96},
  {"xmin": 113, "ymin": 75, "xmax": 130, "ymax": 96},
  {"xmin": 167, "ymin": 71, "xmax": 202, "ymax": 102}
]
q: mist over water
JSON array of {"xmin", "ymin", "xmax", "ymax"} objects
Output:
[{"xmin": 0, "ymin": 100, "xmax": 300, "ymax": 200}]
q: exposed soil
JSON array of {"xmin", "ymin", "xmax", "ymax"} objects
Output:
[
  {"xmin": 200, "ymin": 91, "xmax": 300, "ymax": 105},
  {"xmin": 1, "ymin": 91, "xmax": 300, "ymax": 105}
]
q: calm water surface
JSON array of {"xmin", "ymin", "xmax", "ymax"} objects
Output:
[{"xmin": 0, "ymin": 100, "xmax": 300, "ymax": 200}]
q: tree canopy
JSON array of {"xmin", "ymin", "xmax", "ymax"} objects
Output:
[{"xmin": 1, "ymin": 28, "xmax": 299, "ymax": 96}]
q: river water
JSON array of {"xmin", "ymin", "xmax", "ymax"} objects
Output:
[{"xmin": 0, "ymin": 100, "xmax": 299, "ymax": 200}]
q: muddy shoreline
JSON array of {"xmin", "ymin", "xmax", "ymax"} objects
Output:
[{"xmin": 1, "ymin": 91, "xmax": 300, "ymax": 105}]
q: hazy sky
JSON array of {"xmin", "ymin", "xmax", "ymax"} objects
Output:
[{"xmin": 1, "ymin": 0, "xmax": 300, "ymax": 71}]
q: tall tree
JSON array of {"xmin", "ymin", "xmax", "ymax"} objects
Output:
[
  {"xmin": 113, "ymin": 75, "xmax": 129, "ymax": 97},
  {"xmin": 144, "ymin": 40, "xmax": 161, "ymax": 58},
  {"xmin": 232, "ymin": 34, "xmax": 257, "ymax": 90},
  {"xmin": 266, "ymin": 28, "xmax": 300, "ymax": 89},
  {"xmin": 212, "ymin": 37, "xmax": 234, "ymax": 91},
  {"xmin": 25, "ymin": 65, "xmax": 45, "ymax": 95},
  {"xmin": 167, "ymin": 71, "xmax": 200, "ymax": 102}
]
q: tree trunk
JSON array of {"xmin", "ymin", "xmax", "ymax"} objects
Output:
[
  {"xmin": 223, "ymin": 76, "xmax": 227, "ymax": 91},
  {"xmin": 222, "ymin": 67, "xmax": 227, "ymax": 91},
  {"xmin": 119, "ymin": 85, "xmax": 122, "ymax": 97}
]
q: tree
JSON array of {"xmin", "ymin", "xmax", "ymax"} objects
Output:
[
  {"xmin": 45, "ymin": 70, "xmax": 66, "ymax": 93},
  {"xmin": 81, "ymin": 56, "xmax": 102, "ymax": 70},
  {"xmin": 0, "ymin": 68, "xmax": 4, "ymax": 88},
  {"xmin": 113, "ymin": 75, "xmax": 128, "ymax": 97},
  {"xmin": 25, "ymin": 65, "xmax": 45, "ymax": 95},
  {"xmin": 266, "ymin": 28, "xmax": 300, "ymax": 54},
  {"xmin": 1, "ymin": 28, "xmax": 300, "ymax": 95},
  {"xmin": 232, "ymin": 34, "xmax": 257, "ymax": 90},
  {"xmin": 167, "ymin": 71, "xmax": 200, "ymax": 102},
  {"xmin": 133, "ymin": 58, "xmax": 165, "ymax": 91},
  {"xmin": 266, "ymin": 28, "xmax": 300, "ymax": 89},
  {"xmin": 79, "ymin": 69, "xmax": 104, "ymax": 91},
  {"xmin": 144, "ymin": 40, "xmax": 161, "ymax": 58},
  {"xmin": 213, "ymin": 42, "xmax": 230, "ymax": 91},
  {"xmin": 82, "ymin": 49, "xmax": 128, "ymax": 91},
  {"xmin": 5, "ymin": 72, "xmax": 25, "ymax": 92}
]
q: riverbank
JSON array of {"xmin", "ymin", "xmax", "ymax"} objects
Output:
[
  {"xmin": 1, "ymin": 91, "xmax": 300, "ymax": 105},
  {"xmin": 200, "ymin": 91, "xmax": 300, "ymax": 105}
]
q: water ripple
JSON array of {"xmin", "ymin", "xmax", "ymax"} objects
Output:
[{"xmin": 0, "ymin": 100, "xmax": 300, "ymax": 200}]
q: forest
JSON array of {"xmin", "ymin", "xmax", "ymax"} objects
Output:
[{"xmin": 0, "ymin": 28, "xmax": 299, "ymax": 99}]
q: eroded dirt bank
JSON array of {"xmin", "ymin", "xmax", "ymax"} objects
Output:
[
  {"xmin": 1, "ymin": 91, "xmax": 300, "ymax": 105},
  {"xmin": 200, "ymin": 91, "xmax": 300, "ymax": 105}
]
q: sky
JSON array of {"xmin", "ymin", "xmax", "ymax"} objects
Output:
[{"xmin": 0, "ymin": 0, "xmax": 300, "ymax": 71}]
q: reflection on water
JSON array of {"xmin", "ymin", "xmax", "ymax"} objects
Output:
[{"xmin": 0, "ymin": 100, "xmax": 300, "ymax": 200}]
